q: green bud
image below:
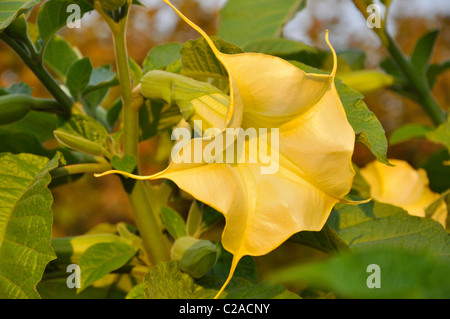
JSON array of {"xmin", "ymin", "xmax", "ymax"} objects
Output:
[
  {"xmin": 54, "ymin": 130, "xmax": 106, "ymax": 156},
  {"xmin": 171, "ymin": 236, "xmax": 218, "ymax": 278},
  {"xmin": 4, "ymin": 15, "xmax": 28, "ymax": 43},
  {"xmin": 98, "ymin": 0, "xmax": 127, "ymax": 11},
  {"xmin": 140, "ymin": 70, "xmax": 229, "ymax": 131},
  {"xmin": 0, "ymin": 94, "xmax": 33, "ymax": 125}
]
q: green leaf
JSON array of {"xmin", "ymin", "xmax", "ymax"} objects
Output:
[
  {"xmin": 426, "ymin": 118, "xmax": 450, "ymax": 153},
  {"xmin": 143, "ymin": 260, "xmax": 299, "ymax": 299},
  {"xmin": 125, "ymin": 283, "xmax": 145, "ymax": 299},
  {"xmin": 128, "ymin": 57, "xmax": 143, "ymax": 86},
  {"xmin": 180, "ymin": 36, "xmax": 243, "ymax": 79},
  {"xmin": 218, "ymin": 0, "xmax": 307, "ymax": 47},
  {"xmin": 78, "ymin": 241, "xmax": 137, "ymax": 292},
  {"xmin": 143, "ymin": 42, "xmax": 183, "ymax": 72},
  {"xmin": 410, "ymin": 30, "xmax": 439, "ymax": 74},
  {"xmin": 185, "ymin": 201, "xmax": 203, "ymax": 237},
  {"xmin": 111, "ymin": 154, "xmax": 137, "ymax": 174},
  {"xmin": 389, "ymin": 123, "xmax": 433, "ymax": 145},
  {"xmin": 5, "ymin": 81, "xmax": 33, "ymax": 95},
  {"xmin": 0, "ymin": 111, "xmax": 57, "ymax": 143},
  {"xmin": 37, "ymin": 0, "xmax": 92, "ymax": 42},
  {"xmin": 160, "ymin": 206, "xmax": 187, "ymax": 239},
  {"xmin": 54, "ymin": 113, "xmax": 111, "ymax": 157},
  {"xmin": 425, "ymin": 190, "xmax": 450, "ymax": 229},
  {"xmin": 83, "ymin": 64, "xmax": 117, "ymax": 93},
  {"xmin": 420, "ymin": 149, "xmax": 450, "ymax": 193},
  {"xmin": 0, "ymin": 152, "xmax": 60, "ymax": 298},
  {"xmin": 0, "ymin": 0, "xmax": 42, "ymax": 32},
  {"xmin": 243, "ymin": 38, "xmax": 324, "ymax": 68},
  {"xmin": 291, "ymin": 61, "xmax": 389, "ymax": 165},
  {"xmin": 66, "ymin": 57, "xmax": 93, "ymax": 100},
  {"xmin": 43, "ymin": 35, "xmax": 81, "ymax": 80},
  {"xmin": 269, "ymin": 247, "xmax": 450, "ymax": 298},
  {"xmin": 327, "ymin": 201, "xmax": 450, "ymax": 258},
  {"xmin": 0, "ymin": 132, "xmax": 51, "ymax": 157},
  {"xmin": 199, "ymin": 205, "xmax": 223, "ymax": 235},
  {"xmin": 208, "ymin": 244, "xmax": 258, "ymax": 284},
  {"xmin": 38, "ymin": 274, "xmax": 132, "ymax": 299},
  {"xmin": 288, "ymin": 224, "xmax": 349, "ymax": 254},
  {"xmin": 427, "ymin": 60, "xmax": 450, "ymax": 88}
]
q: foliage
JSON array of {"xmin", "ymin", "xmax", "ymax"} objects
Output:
[{"xmin": 0, "ymin": 0, "xmax": 448, "ymax": 300}]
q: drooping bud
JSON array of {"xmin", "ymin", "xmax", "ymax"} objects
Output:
[
  {"xmin": 54, "ymin": 131, "xmax": 107, "ymax": 157},
  {"xmin": 339, "ymin": 70, "xmax": 394, "ymax": 95},
  {"xmin": 171, "ymin": 236, "xmax": 218, "ymax": 278},
  {"xmin": 0, "ymin": 94, "xmax": 32, "ymax": 125}
]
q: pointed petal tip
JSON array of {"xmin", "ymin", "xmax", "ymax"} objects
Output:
[
  {"xmin": 325, "ymin": 30, "xmax": 337, "ymax": 77},
  {"xmin": 213, "ymin": 253, "xmax": 241, "ymax": 299}
]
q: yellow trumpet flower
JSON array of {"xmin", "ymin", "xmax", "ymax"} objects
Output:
[
  {"xmin": 96, "ymin": 0, "xmax": 356, "ymax": 298},
  {"xmin": 360, "ymin": 159, "xmax": 447, "ymax": 228}
]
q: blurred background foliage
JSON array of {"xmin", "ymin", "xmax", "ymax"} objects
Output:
[{"xmin": 0, "ymin": 0, "xmax": 449, "ymax": 284}]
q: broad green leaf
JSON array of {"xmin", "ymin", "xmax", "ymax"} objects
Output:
[
  {"xmin": 83, "ymin": 65, "xmax": 117, "ymax": 94},
  {"xmin": 389, "ymin": 123, "xmax": 433, "ymax": 145},
  {"xmin": 0, "ymin": 0, "xmax": 42, "ymax": 32},
  {"xmin": 66, "ymin": 57, "xmax": 92, "ymax": 100},
  {"xmin": 0, "ymin": 132, "xmax": 51, "ymax": 157},
  {"xmin": 327, "ymin": 201, "xmax": 450, "ymax": 258},
  {"xmin": 426, "ymin": 118, "xmax": 450, "ymax": 153},
  {"xmin": 143, "ymin": 42, "xmax": 183, "ymax": 72},
  {"xmin": 288, "ymin": 224, "xmax": 349, "ymax": 254},
  {"xmin": 420, "ymin": 149, "xmax": 450, "ymax": 193},
  {"xmin": 410, "ymin": 30, "xmax": 439, "ymax": 74},
  {"xmin": 337, "ymin": 82, "xmax": 389, "ymax": 165},
  {"xmin": 43, "ymin": 35, "xmax": 81, "ymax": 80},
  {"xmin": 180, "ymin": 36, "xmax": 243, "ymax": 79},
  {"xmin": 54, "ymin": 113, "xmax": 111, "ymax": 157},
  {"xmin": 78, "ymin": 241, "xmax": 138, "ymax": 292},
  {"xmin": 291, "ymin": 61, "xmax": 389, "ymax": 165},
  {"xmin": 269, "ymin": 247, "xmax": 450, "ymax": 298},
  {"xmin": 0, "ymin": 111, "xmax": 57, "ymax": 143},
  {"xmin": 0, "ymin": 152, "xmax": 60, "ymax": 298},
  {"xmin": 37, "ymin": 0, "xmax": 92, "ymax": 42},
  {"xmin": 143, "ymin": 260, "xmax": 299, "ymax": 299},
  {"xmin": 160, "ymin": 206, "xmax": 187, "ymax": 239},
  {"xmin": 218, "ymin": 0, "xmax": 307, "ymax": 47}
]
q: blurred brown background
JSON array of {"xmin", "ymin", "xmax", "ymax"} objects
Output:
[{"xmin": 0, "ymin": 0, "xmax": 448, "ymax": 242}]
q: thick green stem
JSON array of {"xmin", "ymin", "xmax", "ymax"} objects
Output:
[
  {"xmin": 351, "ymin": 1, "xmax": 446, "ymax": 126},
  {"xmin": 0, "ymin": 33, "xmax": 73, "ymax": 113},
  {"xmin": 111, "ymin": 15, "xmax": 170, "ymax": 264},
  {"xmin": 385, "ymin": 33, "xmax": 446, "ymax": 126}
]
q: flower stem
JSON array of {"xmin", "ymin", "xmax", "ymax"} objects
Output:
[
  {"xmin": 111, "ymin": 8, "xmax": 170, "ymax": 264},
  {"xmin": 384, "ymin": 33, "xmax": 446, "ymax": 126},
  {"xmin": 0, "ymin": 33, "xmax": 73, "ymax": 113}
]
